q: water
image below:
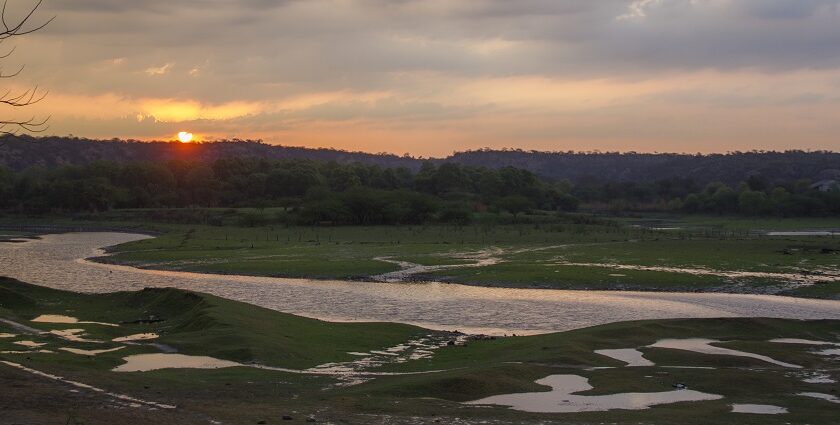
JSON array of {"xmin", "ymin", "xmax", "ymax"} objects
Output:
[
  {"xmin": 594, "ymin": 348, "xmax": 654, "ymax": 367},
  {"xmin": 767, "ymin": 231, "xmax": 839, "ymax": 236},
  {"xmin": 2, "ymin": 233, "xmax": 840, "ymax": 335},
  {"xmin": 647, "ymin": 339, "xmax": 802, "ymax": 368},
  {"xmin": 730, "ymin": 404, "xmax": 788, "ymax": 414},
  {"xmin": 798, "ymin": 392, "xmax": 840, "ymax": 404},
  {"xmin": 112, "ymin": 353, "xmax": 241, "ymax": 372},
  {"xmin": 465, "ymin": 374, "xmax": 722, "ymax": 413}
]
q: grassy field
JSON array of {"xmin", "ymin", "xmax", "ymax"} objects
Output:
[
  {"xmin": 1, "ymin": 278, "xmax": 839, "ymax": 424},
  {"xmin": 75, "ymin": 212, "xmax": 840, "ymax": 298},
  {"xmin": 3, "ymin": 212, "xmax": 840, "ymax": 298}
]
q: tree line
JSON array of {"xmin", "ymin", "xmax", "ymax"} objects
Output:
[
  {"xmin": 4, "ymin": 136, "xmax": 840, "ymax": 188},
  {"xmin": 1, "ymin": 158, "xmax": 837, "ymax": 224},
  {"xmin": 573, "ymin": 175, "xmax": 840, "ymax": 217},
  {"xmin": 0, "ymin": 159, "xmax": 577, "ymax": 225}
]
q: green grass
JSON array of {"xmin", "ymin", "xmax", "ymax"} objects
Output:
[
  {"xmin": 0, "ymin": 278, "xmax": 425, "ymax": 369},
  {"xmin": 94, "ymin": 219, "xmax": 840, "ymax": 298},
  {"xmin": 2, "ymin": 278, "xmax": 839, "ymax": 424},
  {"xmin": 4, "ymin": 212, "xmax": 840, "ymax": 297}
]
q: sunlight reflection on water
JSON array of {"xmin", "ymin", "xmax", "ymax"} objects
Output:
[{"xmin": 1, "ymin": 233, "xmax": 839, "ymax": 335}]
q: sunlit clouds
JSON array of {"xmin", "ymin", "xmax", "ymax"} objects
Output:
[
  {"xmin": 136, "ymin": 99, "xmax": 260, "ymax": 122},
  {"xmin": 144, "ymin": 63, "xmax": 174, "ymax": 76},
  {"xmin": 10, "ymin": 0, "xmax": 840, "ymax": 155}
]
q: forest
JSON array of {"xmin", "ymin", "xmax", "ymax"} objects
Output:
[
  {"xmin": 3, "ymin": 135, "xmax": 840, "ymax": 187},
  {"xmin": 1, "ymin": 158, "xmax": 838, "ymax": 224}
]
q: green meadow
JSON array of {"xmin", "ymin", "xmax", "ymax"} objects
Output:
[
  {"xmin": 57, "ymin": 211, "xmax": 840, "ymax": 298},
  {"xmin": 1, "ymin": 278, "xmax": 839, "ymax": 424}
]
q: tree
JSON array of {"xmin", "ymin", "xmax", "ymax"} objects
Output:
[
  {"xmin": 497, "ymin": 195, "xmax": 533, "ymax": 220},
  {"xmin": 0, "ymin": 1, "xmax": 52, "ymax": 134},
  {"xmin": 738, "ymin": 190, "xmax": 769, "ymax": 216}
]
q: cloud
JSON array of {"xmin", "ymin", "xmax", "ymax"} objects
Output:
[
  {"xmin": 8, "ymin": 0, "xmax": 840, "ymax": 154},
  {"xmin": 144, "ymin": 63, "xmax": 174, "ymax": 76}
]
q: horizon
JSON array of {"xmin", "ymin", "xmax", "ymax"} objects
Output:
[
  {"xmin": 3, "ymin": 3, "xmax": 840, "ymax": 422},
  {"xmin": 10, "ymin": 134, "xmax": 840, "ymax": 159},
  {"xmin": 2, "ymin": 1, "xmax": 840, "ymax": 156}
]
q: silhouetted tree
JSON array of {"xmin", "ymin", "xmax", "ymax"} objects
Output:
[{"xmin": 0, "ymin": 1, "xmax": 52, "ymax": 134}]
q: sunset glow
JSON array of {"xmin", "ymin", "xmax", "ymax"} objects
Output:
[
  {"xmin": 177, "ymin": 132, "xmax": 193, "ymax": 143},
  {"xmin": 3, "ymin": 2, "xmax": 840, "ymax": 422},
  {"xmin": 11, "ymin": 1, "xmax": 840, "ymax": 155}
]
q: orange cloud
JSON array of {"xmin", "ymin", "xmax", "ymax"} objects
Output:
[{"xmin": 138, "ymin": 99, "xmax": 261, "ymax": 122}]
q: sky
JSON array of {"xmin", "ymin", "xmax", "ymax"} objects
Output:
[{"xmin": 3, "ymin": 0, "xmax": 840, "ymax": 156}]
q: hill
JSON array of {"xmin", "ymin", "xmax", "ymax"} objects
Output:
[{"xmin": 2, "ymin": 135, "xmax": 839, "ymax": 185}]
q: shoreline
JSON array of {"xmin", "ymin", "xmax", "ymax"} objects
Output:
[{"xmin": 90, "ymin": 250, "xmax": 840, "ymax": 301}]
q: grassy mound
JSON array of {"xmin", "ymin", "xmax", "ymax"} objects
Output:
[
  {"xmin": 0, "ymin": 277, "xmax": 426, "ymax": 368},
  {"xmin": 2, "ymin": 277, "xmax": 839, "ymax": 424}
]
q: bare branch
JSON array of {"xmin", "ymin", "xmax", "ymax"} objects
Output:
[
  {"xmin": 0, "ymin": 63, "xmax": 24, "ymax": 78},
  {"xmin": 0, "ymin": 45, "xmax": 16, "ymax": 59},
  {"xmin": 0, "ymin": 0, "xmax": 52, "ymax": 135},
  {"xmin": 0, "ymin": 0, "xmax": 53, "ymax": 40},
  {"xmin": 0, "ymin": 115, "xmax": 49, "ymax": 135}
]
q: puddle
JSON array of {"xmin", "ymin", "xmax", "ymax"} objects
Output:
[
  {"xmin": 113, "ymin": 337, "xmax": 453, "ymax": 387},
  {"xmin": 817, "ymin": 348, "xmax": 840, "ymax": 356},
  {"xmin": 113, "ymin": 353, "xmax": 242, "ymax": 372},
  {"xmin": 767, "ymin": 231, "xmax": 840, "ymax": 236},
  {"xmin": 32, "ymin": 315, "xmax": 118, "ymax": 327},
  {"xmin": 0, "ymin": 333, "xmax": 16, "ymax": 338},
  {"xmin": 661, "ymin": 366, "xmax": 716, "ymax": 370},
  {"xmin": 649, "ymin": 339, "xmax": 802, "ymax": 368},
  {"xmin": 60, "ymin": 346, "xmax": 126, "ymax": 356},
  {"xmin": 798, "ymin": 392, "xmax": 840, "ymax": 404},
  {"xmin": 112, "ymin": 333, "xmax": 159, "ymax": 342},
  {"xmin": 0, "ymin": 360, "xmax": 175, "ymax": 409},
  {"xmin": 372, "ymin": 248, "xmax": 503, "ymax": 282},
  {"xmin": 553, "ymin": 262, "xmax": 840, "ymax": 285},
  {"xmin": 49, "ymin": 329, "xmax": 102, "ymax": 343},
  {"xmin": 13, "ymin": 340, "xmax": 47, "ymax": 348},
  {"xmin": 731, "ymin": 404, "xmax": 788, "ymax": 414},
  {"xmin": 465, "ymin": 374, "xmax": 722, "ymax": 413},
  {"xmin": 594, "ymin": 349, "xmax": 654, "ymax": 367},
  {"xmin": 797, "ymin": 371, "xmax": 836, "ymax": 384},
  {"xmin": 299, "ymin": 334, "xmax": 465, "ymax": 386},
  {"xmin": 771, "ymin": 339, "xmax": 840, "ymax": 358},
  {"xmin": 770, "ymin": 338, "xmax": 840, "ymax": 346}
]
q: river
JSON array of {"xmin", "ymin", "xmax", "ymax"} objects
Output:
[{"xmin": 1, "ymin": 233, "xmax": 839, "ymax": 335}]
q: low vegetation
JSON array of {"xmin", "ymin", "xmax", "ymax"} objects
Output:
[
  {"xmin": 2, "ymin": 155, "xmax": 839, "ymax": 224},
  {"xmin": 1, "ymin": 278, "xmax": 838, "ymax": 424},
  {"xmin": 81, "ymin": 214, "xmax": 839, "ymax": 298}
]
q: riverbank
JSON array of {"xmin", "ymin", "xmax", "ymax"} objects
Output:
[
  {"xmin": 4, "ymin": 232, "xmax": 840, "ymax": 336},
  {"xmin": 3, "ymin": 214, "xmax": 840, "ymax": 298},
  {"xmin": 2, "ymin": 277, "xmax": 839, "ymax": 424},
  {"xmin": 102, "ymin": 221, "xmax": 840, "ymax": 299}
]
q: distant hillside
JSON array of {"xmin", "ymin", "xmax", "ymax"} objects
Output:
[
  {"xmin": 0, "ymin": 135, "xmax": 419, "ymax": 171},
  {"xmin": 2, "ymin": 135, "xmax": 839, "ymax": 185},
  {"xmin": 448, "ymin": 149, "xmax": 840, "ymax": 186}
]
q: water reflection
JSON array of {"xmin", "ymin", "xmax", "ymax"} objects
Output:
[
  {"xmin": 466, "ymin": 374, "xmax": 722, "ymax": 412},
  {"xmin": 2, "ymin": 233, "xmax": 840, "ymax": 335}
]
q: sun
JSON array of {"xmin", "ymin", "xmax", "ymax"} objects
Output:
[{"xmin": 177, "ymin": 131, "xmax": 194, "ymax": 143}]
